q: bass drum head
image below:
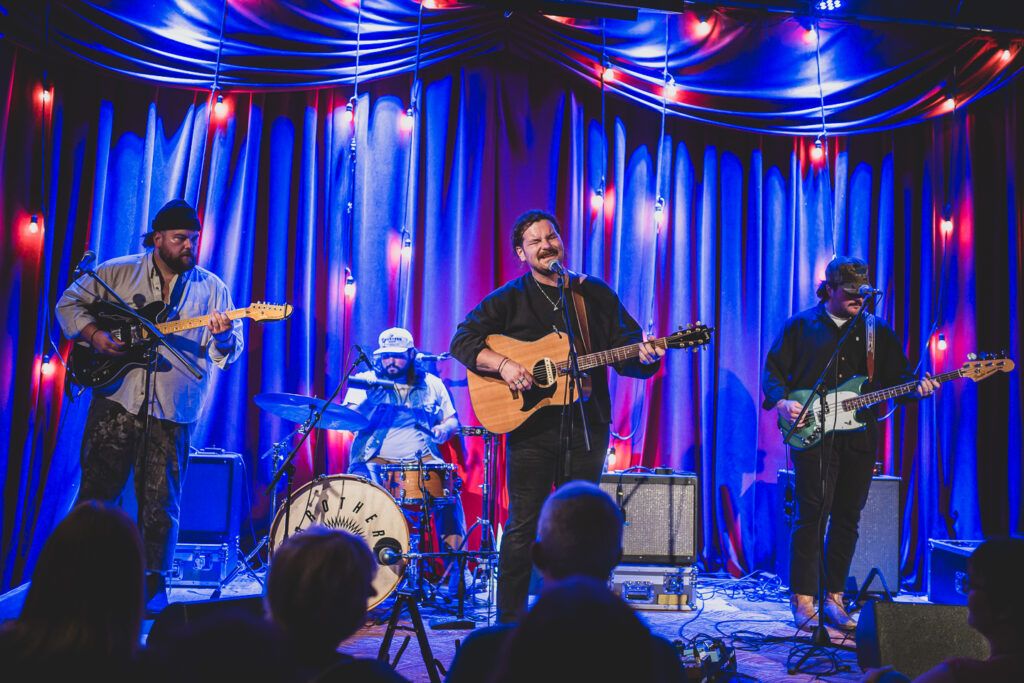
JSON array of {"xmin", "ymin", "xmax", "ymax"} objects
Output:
[{"xmin": 270, "ymin": 474, "xmax": 409, "ymax": 610}]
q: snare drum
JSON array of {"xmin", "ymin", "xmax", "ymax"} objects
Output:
[
  {"xmin": 374, "ymin": 462, "xmax": 460, "ymax": 506},
  {"xmin": 269, "ymin": 474, "xmax": 410, "ymax": 610}
]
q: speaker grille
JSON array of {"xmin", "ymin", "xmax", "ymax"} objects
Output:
[{"xmin": 599, "ymin": 473, "xmax": 697, "ymax": 565}]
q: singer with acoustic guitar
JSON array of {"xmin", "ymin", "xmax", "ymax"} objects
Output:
[
  {"xmin": 55, "ymin": 199, "xmax": 245, "ymax": 609},
  {"xmin": 450, "ymin": 209, "xmax": 667, "ymax": 623}
]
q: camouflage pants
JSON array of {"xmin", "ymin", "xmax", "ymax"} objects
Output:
[{"xmin": 78, "ymin": 396, "xmax": 191, "ymax": 572}]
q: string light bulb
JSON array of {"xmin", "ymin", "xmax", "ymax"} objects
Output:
[
  {"xmin": 601, "ymin": 64, "xmax": 616, "ymax": 83},
  {"xmin": 943, "ymin": 95, "xmax": 956, "ymax": 112},
  {"xmin": 28, "ymin": 214, "xmax": 40, "ymax": 234},
  {"xmin": 591, "ymin": 188, "xmax": 604, "ymax": 211},
  {"xmin": 663, "ymin": 74, "xmax": 677, "ymax": 98},
  {"xmin": 344, "ymin": 268, "xmax": 356, "ymax": 298},
  {"xmin": 811, "ymin": 137, "xmax": 824, "ymax": 162},
  {"xmin": 653, "ymin": 197, "xmax": 666, "ymax": 226},
  {"xmin": 213, "ymin": 92, "xmax": 227, "ymax": 118},
  {"xmin": 694, "ymin": 13, "xmax": 712, "ymax": 39},
  {"xmin": 936, "ymin": 333, "xmax": 948, "ymax": 352},
  {"xmin": 41, "ymin": 355, "xmax": 55, "ymax": 377},
  {"xmin": 342, "ymin": 99, "xmax": 355, "ymax": 124},
  {"xmin": 400, "ymin": 107, "xmax": 415, "ymax": 132},
  {"xmin": 1001, "ymin": 47, "xmax": 1012, "ymax": 62},
  {"xmin": 41, "ymin": 86, "xmax": 52, "ymax": 104},
  {"xmin": 401, "ymin": 230, "xmax": 413, "ymax": 257}
]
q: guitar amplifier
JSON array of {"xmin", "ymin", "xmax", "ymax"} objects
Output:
[
  {"xmin": 178, "ymin": 449, "xmax": 244, "ymax": 545},
  {"xmin": 599, "ymin": 472, "xmax": 697, "ymax": 565},
  {"xmin": 775, "ymin": 470, "xmax": 900, "ymax": 593},
  {"xmin": 170, "ymin": 543, "xmax": 233, "ymax": 587}
]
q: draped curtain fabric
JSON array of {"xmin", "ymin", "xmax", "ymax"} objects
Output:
[{"xmin": 2, "ymin": 25, "xmax": 1022, "ymax": 591}]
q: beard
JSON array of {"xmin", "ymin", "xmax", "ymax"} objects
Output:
[{"xmin": 158, "ymin": 245, "xmax": 195, "ymax": 273}]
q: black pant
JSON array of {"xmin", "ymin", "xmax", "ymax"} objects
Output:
[
  {"xmin": 77, "ymin": 396, "xmax": 191, "ymax": 572},
  {"xmin": 790, "ymin": 428, "xmax": 876, "ymax": 595},
  {"xmin": 497, "ymin": 417, "xmax": 609, "ymax": 622}
]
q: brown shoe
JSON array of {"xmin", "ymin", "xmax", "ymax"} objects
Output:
[
  {"xmin": 790, "ymin": 593, "xmax": 817, "ymax": 632},
  {"xmin": 822, "ymin": 592, "xmax": 856, "ymax": 631}
]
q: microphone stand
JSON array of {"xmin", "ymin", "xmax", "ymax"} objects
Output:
[
  {"xmin": 266, "ymin": 347, "xmax": 368, "ymax": 542},
  {"xmin": 781, "ymin": 292, "xmax": 880, "ymax": 670},
  {"xmin": 74, "ymin": 265, "xmax": 203, "ymax": 599},
  {"xmin": 554, "ymin": 268, "xmax": 591, "ymax": 482}
]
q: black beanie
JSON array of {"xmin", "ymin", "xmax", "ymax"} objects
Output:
[{"xmin": 143, "ymin": 199, "xmax": 201, "ymax": 247}]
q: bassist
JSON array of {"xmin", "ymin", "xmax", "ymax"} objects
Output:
[
  {"xmin": 450, "ymin": 209, "xmax": 663, "ymax": 623},
  {"xmin": 762, "ymin": 256, "xmax": 938, "ymax": 632},
  {"xmin": 55, "ymin": 199, "xmax": 244, "ymax": 608}
]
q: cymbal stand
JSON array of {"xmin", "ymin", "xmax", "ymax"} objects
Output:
[
  {"xmin": 456, "ymin": 427, "xmax": 500, "ymax": 608},
  {"xmin": 209, "ymin": 426, "xmax": 302, "ymax": 599}
]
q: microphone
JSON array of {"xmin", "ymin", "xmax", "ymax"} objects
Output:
[
  {"xmin": 548, "ymin": 260, "xmax": 566, "ymax": 276},
  {"xmin": 73, "ymin": 250, "xmax": 97, "ymax": 277},
  {"xmin": 374, "ymin": 539, "xmax": 404, "ymax": 566},
  {"xmin": 353, "ymin": 345, "xmax": 374, "ymax": 368},
  {"xmin": 348, "ymin": 376, "xmax": 397, "ymax": 390},
  {"xmin": 858, "ymin": 285, "xmax": 883, "ymax": 297},
  {"xmin": 415, "ymin": 351, "xmax": 451, "ymax": 362}
]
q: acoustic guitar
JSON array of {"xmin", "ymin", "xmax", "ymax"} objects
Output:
[{"xmin": 467, "ymin": 324, "xmax": 713, "ymax": 434}]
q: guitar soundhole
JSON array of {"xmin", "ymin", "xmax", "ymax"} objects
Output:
[{"xmin": 532, "ymin": 359, "xmax": 557, "ymax": 388}]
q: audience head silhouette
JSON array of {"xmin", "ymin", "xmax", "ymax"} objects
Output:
[
  {"xmin": 532, "ymin": 480, "xmax": 624, "ymax": 581},
  {"xmin": 266, "ymin": 526, "xmax": 377, "ymax": 656}
]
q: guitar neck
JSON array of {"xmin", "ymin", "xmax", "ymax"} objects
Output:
[
  {"xmin": 844, "ymin": 368, "xmax": 963, "ymax": 409},
  {"xmin": 155, "ymin": 308, "xmax": 249, "ymax": 335},
  {"xmin": 557, "ymin": 337, "xmax": 671, "ymax": 373}
]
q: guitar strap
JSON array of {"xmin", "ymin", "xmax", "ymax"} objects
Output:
[
  {"xmin": 865, "ymin": 313, "xmax": 876, "ymax": 383},
  {"xmin": 165, "ymin": 271, "xmax": 189, "ymax": 320},
  {"xmin": 566, "ymin": 273, "xmax": 592, "ymax": 355}
]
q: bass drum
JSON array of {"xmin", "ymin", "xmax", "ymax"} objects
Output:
[{"xmin": 270, "ymin": 474, "xmax": 409, "ymax": 610}]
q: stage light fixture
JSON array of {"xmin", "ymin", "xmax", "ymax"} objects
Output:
[
  {"xmin": 816, "ymin": 0, "xmax": 842, "ymax": 11},
  {"xmin": 936, "ymin": 333, "xmax": 947, "ymax": 351},
  {"xmin": 28, "ymin": 214, "xmax": 40, "ymax": 234}
]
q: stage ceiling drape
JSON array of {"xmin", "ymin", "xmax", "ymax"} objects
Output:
[{"xmin": 2, "ymin": 1, "xmax": 1022, "ymax": 591}]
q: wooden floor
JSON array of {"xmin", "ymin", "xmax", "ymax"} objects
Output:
[{"xmin": 162, "ymin": 570, "xmax": 890, "ymax": 682}]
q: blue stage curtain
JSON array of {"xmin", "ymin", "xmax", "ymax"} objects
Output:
[{"xmin": 2, "ymin": 45, "xmax": 1021, "ymax": 592}]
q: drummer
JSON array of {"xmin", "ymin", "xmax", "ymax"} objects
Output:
[{"xmin": 343, "ymin": 327, "xmax": 467, "ymax": 554}]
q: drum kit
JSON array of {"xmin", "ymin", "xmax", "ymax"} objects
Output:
[{"xmin": 251, "ymin": 391, "xmax": 500, "ymax": 626}]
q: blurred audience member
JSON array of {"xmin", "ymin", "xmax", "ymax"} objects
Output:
[
  {"xmin": 0, "ymin": 501, "xmax": 145, "ymax": 681},
  {"xmin": 266, "ymin": 526, "xmax": 407, "ymax": 682}
]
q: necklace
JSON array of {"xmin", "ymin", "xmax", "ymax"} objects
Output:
[{"xmin": 534, "ymin": 278, "xmax": 561, "ymax": 311}]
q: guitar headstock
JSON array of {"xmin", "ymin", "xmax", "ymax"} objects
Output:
[
  {"xmin": 665, "ymin": 323, "xmax": 714, "ymax": 350},
  {"xmin": 961, "ymin": 352, "xmax": 1015, "ymax": 381},
  {"xmin": 247, "ymin": 302, "xmax": 294, "ymax": 322}
]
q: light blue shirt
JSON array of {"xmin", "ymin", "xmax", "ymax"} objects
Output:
[{"xmin": 55, "ymin": 251, "xmax": 244, "ymax": 424}]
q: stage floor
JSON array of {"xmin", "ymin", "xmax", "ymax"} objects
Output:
[{"xmin": 159, "ymin": 569, "xmax": 907, "ymax": 682}]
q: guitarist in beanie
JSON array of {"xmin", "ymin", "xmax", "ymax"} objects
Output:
[{"xmin": 56, "ymin": 199, "xmax": 244, "ymax": 608}]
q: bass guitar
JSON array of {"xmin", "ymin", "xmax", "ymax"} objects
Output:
[
  {"xmin": 778, "ymin": 353, "xmax": 1014, "ymax": 449},
  {"xmin": 467, "ymin": 324, "xmax": 713, "ymax": 434},
  {"xmin": 68, "ymin": 300, "xmax": 293, "ymax": 388}
]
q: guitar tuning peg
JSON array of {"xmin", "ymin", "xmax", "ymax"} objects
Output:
[{"xmin": 968, "ymin": 353, "xmax": 977, "ymax": 361}]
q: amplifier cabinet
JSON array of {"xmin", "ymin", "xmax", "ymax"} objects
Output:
[
  {"xmin": 775, "ymin": 470, "xmax": 900, "ymax": 593},
  {"xmin": 600, "ymin": 472, "xmax": 697, "ymax": 565},
  {"xmin": 178, "ymin": 448, "xmax": 244, "ymax": 546}
]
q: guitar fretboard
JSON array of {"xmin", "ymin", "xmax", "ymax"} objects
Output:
[
  {"xmin": 556, "ymin": 337, "xmax": 671, "ymax": 373},
  {"xmin": 153, "ymin": 308, "xmax": 250, "ymax": 335},
  {"xmin": 841, "ymin": 368, "xmax": 963, "ymax": 410}
]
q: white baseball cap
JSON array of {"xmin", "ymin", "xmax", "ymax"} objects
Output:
[{"xmin": 374, "ymin": 327, "xmax": 415, "ymax": 355}]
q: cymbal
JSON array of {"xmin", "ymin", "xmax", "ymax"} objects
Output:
[{"xmin": 254, "ymin": 392, "xmax": 369, "ymax": 432}]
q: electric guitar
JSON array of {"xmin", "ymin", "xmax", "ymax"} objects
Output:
[
  {"xmin": 778, "ymin": 354, "xmax": 1015, "ymax": 449},
  {"xmin": 68, "ymin": 300, "xmax": 293, "ymax": 388},
  {"xmin": 467, "ymin": 324, "xmax": 713, "ymax": 434}
]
